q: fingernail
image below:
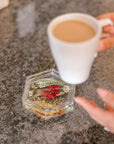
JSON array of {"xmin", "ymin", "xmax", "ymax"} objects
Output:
[
  {"xmin": 98, "ymin": 43, "xmax": 105, "ymax": 52},
  {"xmin": 111, "ymin": 29, "xmax": 114, "ymax": 34},
  {"xmin": 97, "ymin": 88, "xmax": 107, "ymax": 99},
  {"xmin": 74, "ymin": 97, "xmax": 80, "ymax": 103},
  {"xmin": 99, "ymin": 43, "xmax": 105, "ymax": 49}
]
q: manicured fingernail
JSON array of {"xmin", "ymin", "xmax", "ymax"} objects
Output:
[
  {"xmin": 74, "ymin": 97, "xmax": 81, "ymax": 103},
  {"xmin": 111, "ymin": 29, "xmax": 114, "ymax": 34},
  {"xmin": 98, "ymin": 43, "xmax": 105, "ymax": 51},
  {"xmin": 97, "ymin": 88, "xmax": 107, "ymax": 99}
]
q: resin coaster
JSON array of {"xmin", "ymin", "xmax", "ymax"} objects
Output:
[{"xmin": 22, "ymin": 69, "xmax": 75, "ymax": 120}]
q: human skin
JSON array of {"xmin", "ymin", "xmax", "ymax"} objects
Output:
[
  {"xmin": 74, "ymin": 88, "xmax": 114, "ymax": 133},
  {"xmin": 97, "ymin": 13, "xmax": 114, "ymax": 51},
  {"xmin": 74, "ymin": 13, "xmax": 114, "ymax": 134}
]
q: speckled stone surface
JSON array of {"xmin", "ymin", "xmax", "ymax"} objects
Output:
[{"xmin": 0, "ymin": 0, "xmax": 114, "ymax": 144}]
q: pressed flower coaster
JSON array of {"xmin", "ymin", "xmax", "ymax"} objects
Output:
[{"xmin": 22, "ymin": 69, "xmax": 75, "ymax": 122}]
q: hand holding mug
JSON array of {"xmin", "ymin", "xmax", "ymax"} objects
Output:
[
  {"xmin": 74, "ymin": 13, "xmax": 114, "ymax": 133},
  {"xmin": 48, "ymin": 13, "xmax": 113, "ymax": 84},
  {"xmin": 98, "ymin": 12, "xmax": 114, "ymax": 51}
]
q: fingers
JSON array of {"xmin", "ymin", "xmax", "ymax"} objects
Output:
[
  {"xmin": 103, "ymin": 25, "xmax": 114, "ymax": 36},
  {"xmin": 74, "ymin": 97, "xmax": 106, "ymax": 126},
  {"xmin": 98, "ymin": 37, "xmax": 114, "ymax": 51},
  {"xmin": 74, "ymin": 88, "xmax": 114, "ymax": 134},
  {"xmin": 97, "ymin": 13, "xmax": 114, "ymax": 35},
  {"xmin": 97, "ymin": 88, "xmax": 114, "ymax": 108},
  {"xmin": 97, "ymin": 12, "xmax": 114, "ymax": 23},
  {"xmin": 97, "ymin": 13, "xmax": 114, "ymax": 51}
]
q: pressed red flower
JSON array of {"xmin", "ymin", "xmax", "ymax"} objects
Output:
[
  {"xmin": 37, "ymin": 111, "xmax": 45, "ymax": 116},
  {"xmin": 42, "ymin": 85, "xmax": 60, "ymax": 100}
]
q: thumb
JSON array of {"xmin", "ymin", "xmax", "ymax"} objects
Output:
[{"xmin": 98, "ymin": 37, "xmax": 114, "ymax": 52}]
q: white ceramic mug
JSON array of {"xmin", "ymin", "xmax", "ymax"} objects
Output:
[{"xmin": 47, "ymin": 13, "xmax": 113, "ymax": 84}]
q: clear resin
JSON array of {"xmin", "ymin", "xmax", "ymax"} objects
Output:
[{"xmin": 23, "ymin": 69, "xmax": 75, "ymax": 120}]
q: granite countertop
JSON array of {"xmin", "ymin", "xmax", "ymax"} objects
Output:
[{"xmin": 0, "ymin": 0, "xmax": 114, "ymax": 144}]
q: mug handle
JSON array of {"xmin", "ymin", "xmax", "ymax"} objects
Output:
[
  {"xmin": 98, "ymin": 18, "xmax": 113, "ymax": 37},
  {"xmin": 94, "ymin": 18, "xmax": 113, "ymax": 58}
]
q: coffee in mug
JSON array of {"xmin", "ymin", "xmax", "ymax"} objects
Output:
[{"xmin": 52, "ymin": 20, "xmax": 96, "ymax": 42}]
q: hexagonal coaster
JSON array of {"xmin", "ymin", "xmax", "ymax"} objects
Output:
[{"xmin": 22, "ymin": 69, "xmax": 75, "ymax": 120}]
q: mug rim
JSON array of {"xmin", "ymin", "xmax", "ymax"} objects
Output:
[{"xmin": 47, "ymin": 13, "xmax": 101, "ymax": 45}]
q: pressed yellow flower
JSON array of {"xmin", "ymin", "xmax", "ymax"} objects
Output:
[
  {"xmin": 28, "ymin": 91, "xmax": 33, "ymax": 97},
  {"xmin": 38, "ymin": 82, "xmax": 45, "ymax": 88},
  {"xmin": 63, "ymin": 86, "xmax": 69, "ymax": 93}
]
